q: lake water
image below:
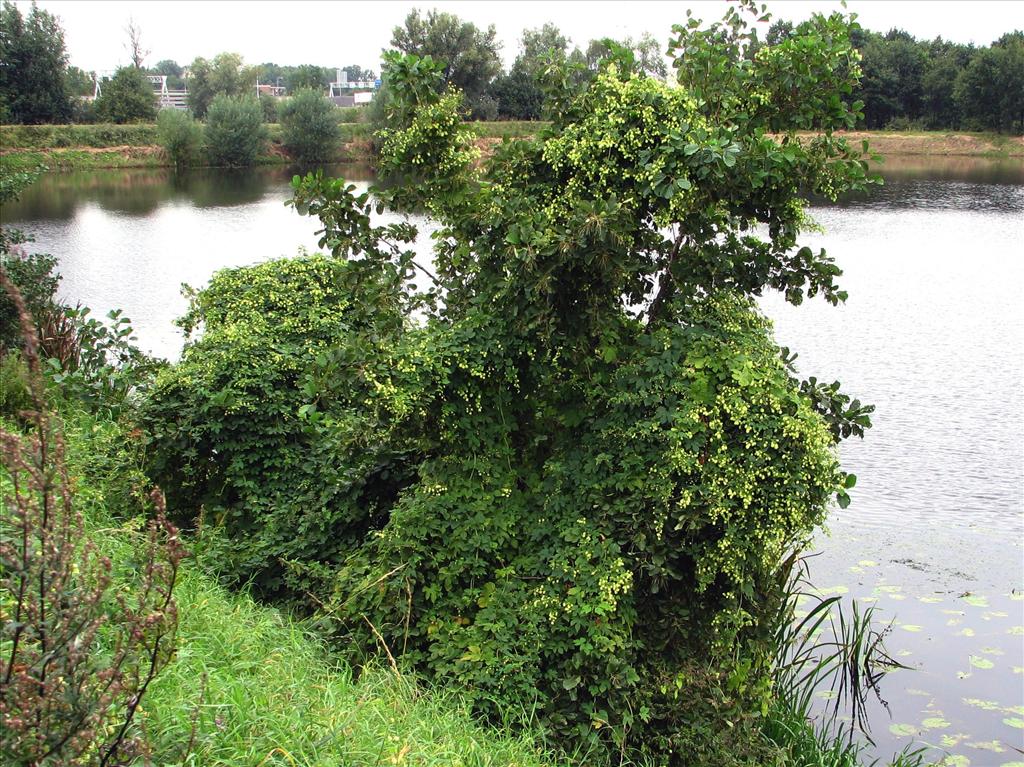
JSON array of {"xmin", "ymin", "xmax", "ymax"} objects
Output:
[{"xmin": 3, "ymin": 156, "xmax": 1022, "ymax": 766}]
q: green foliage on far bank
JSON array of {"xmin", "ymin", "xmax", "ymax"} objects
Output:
[
  {"xmin": 93, "ymin": 66, "xmax": 157, "ymax": 124},
  {"xmin": 204, "ymin": 95, "xmax": 267, "ymax": 167},
  {"xmin": 279, "ymin": 89, "xmax": 343, "ymax": 164}
]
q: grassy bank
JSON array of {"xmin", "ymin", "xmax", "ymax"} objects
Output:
[
  {"xmin": 0, "ymin": 406, "xmax": 566, "ymax": 767},
  {"xmin": 2, "ymin": 122, "xmax": 1022, "ymax": 172}
]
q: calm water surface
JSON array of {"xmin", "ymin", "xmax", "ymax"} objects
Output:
[{"xmin": 3, "ymin": 156, "xmax": 1022, "ymax": 766}]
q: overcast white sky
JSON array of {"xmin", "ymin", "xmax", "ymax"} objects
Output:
[{"xmin": 22, "ymin": 1, "xmax": 1024, "ymax": 75}]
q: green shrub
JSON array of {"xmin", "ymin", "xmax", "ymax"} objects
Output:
[
  {"xmin": 147, "ymin": 4, "xmax": 880, "ymax": 761},
  {"xmin": 93, "ymin": 66, "xmax": 157, "ymax": 124},
  {"xmin": 157, "ymin": 108, "xmax": 203, "ymax": 168},
  {"xmin": 203, "ymin": 94, "xmax": 266, "ymax": 167},
  {"xmin": 279, "ymin": 88, "xmax": 341, "ymax": 164},
  {"xmin": 259, "ymin": 95, "xmax": 279, "ymax": 123},
  {"xmin": 141, "ymin": 254, "xmax": 412, "ymax": 595},
  {"xmin": 0, "ymin": 350, "xmax": 32, "ymax": 418},
  {"xmin": 336, "ymin": 105, "xmax": 363, "ymax": 123},
  {"xmin": 0, "ymin": 247, "xmax": 59, "ymax": 352}
]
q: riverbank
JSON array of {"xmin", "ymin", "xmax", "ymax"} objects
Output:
[
  {"xmin": 2, "ymin": 123, "xmax": 1020, "ymax": 172},
  {"xmin": 0, "ymin": 121, "xmax": 538, "ymax": 172}
]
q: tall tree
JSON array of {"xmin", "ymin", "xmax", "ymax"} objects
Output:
[
  {"xmin": 583, "ymin": 33, "xmax": 668, "ymax": 80},
  {"xmin": 94, "ymin": 66, "xmax": 156, "ymax": 123},
  {"xmin": 287, "ymin": 64, "xmax": 329, "ymax": 92},
  {"xmin": 955, "ymin": 38, "xmax": 1024, "ymax": 132},
  {"xmin": 342, "ymin": 64, "xmax": 377, "ymax": 82},
  {"xmin": 187, "ymin": 53, "xmax": 254, "ymax": 118},
  {"xmin": 0, "ymin": 0, "xmax": 72, "ymax": 124},
  {"xmin": 124, "ymin": 16, "xmax": 149, "ymax": 69},
  {"xmin": 65, "ymin": 65, "xmax": 95, "ymax": 98},
  {"xmin": 518, "ymin": 23, "xmax": 570, "ymax": 77},
  {"xmin": 390, "ymin": 9, "xmax": 501, "ymax": 102},
  {"xmin": 489, "ymin": 23, "xmax": 569, "ymax": 120},
  {"xmin": 152, "ymin": 59, "xmax": 185, "ymax": 89}
]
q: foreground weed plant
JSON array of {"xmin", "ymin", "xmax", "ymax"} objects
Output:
[{"xmin": 0, "ymin": 272, "xmax": 184, "ymax": 766}]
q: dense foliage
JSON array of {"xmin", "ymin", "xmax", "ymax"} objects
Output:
[
  {"xmin": 279, "ymin": 88, "xmax": 342, "ymax": 164},
  {"xmin": 93, "ymin": 66, "xmax": 157, "ymax": 124},
  {"xmin": 203, "ymin": 94, "xmax": 266, "ymax": 167},
  {"xmin": 391, "ymin": 8, "xmax": 502, "ymax": 115},
  {"xmin": 186, "ymin": 53, "xmax": 254, "ymax": 119},
  {"xmin": 0, "ymin": 0, "xmax": 72, "ymax": 124},
  {"xmin": 763, "ymin": 22, "xmax": 1024, "ymax": 133},
  {"xmin": 144, "ymin": 3, "xmax": 880, "ymax": 762},
  {"xmin": 157, "ymin": 107, "xmax": 203, "ymax": 168}
]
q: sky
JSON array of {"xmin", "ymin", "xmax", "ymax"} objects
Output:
[{"xmin": 20, "ymin": 0, "xmax": 1024, "ymax": 75}]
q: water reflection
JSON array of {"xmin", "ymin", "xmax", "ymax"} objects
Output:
[
  {"xmin": 829, "ymin": 155, "xmax": 1024, "ymax": 212},
  {"xmin": 0, "ymin": 163, "xmax": 377, "ymax": 222}
]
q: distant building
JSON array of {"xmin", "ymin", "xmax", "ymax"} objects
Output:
[
  {"xmin": 326, "ymin": 68, "xmax": 377, "ymax": 106},
  {"xmin": 91, "ymin": 70, "xmax": 188, "ymax": 110},
  {"xmin": 256, "ymin": 83, "xmax": 286, "ymax": 98}
]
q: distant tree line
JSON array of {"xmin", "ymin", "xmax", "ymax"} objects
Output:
[
  {"xmin": 1, "ymin": 0, "xmax": 1020, "ymax": 134},
  {"xmin": 762, "ymin": 21, "xmax": 1024, "ymax": 133}
]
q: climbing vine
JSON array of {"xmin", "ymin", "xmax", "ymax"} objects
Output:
[{"xmin": 145, "ymin": 3, "xmax": 877, "ymax": 762}]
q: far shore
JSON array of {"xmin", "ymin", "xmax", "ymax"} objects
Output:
[{"xmin": 1, "ymin": 124, "xmax": 1021, "ymax": 173}]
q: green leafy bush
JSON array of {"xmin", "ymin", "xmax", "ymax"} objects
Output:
[
  {"xmin": 203, "ymin": 94, "xmax": 266, "ymax": 167},
  {"xmin": 146, "ymin": 3, "xmax": 879, "ymax": 762},
  {"xmin": 279, "ymin": 88, "xmax": 341, "ymax": 164},
  {"xmin": 142, "ymin": 253, "xmax": 415, "ymax": 595},
  {"xmin": 93, "ymin": 66, "xmax": 157, "ymax": 124},
  {"xmin": 157, "ymin": 108, "xmax": 203, "ymax": 168}
]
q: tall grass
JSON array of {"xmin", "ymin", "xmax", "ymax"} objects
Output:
[
  {"xmin": 764, "ymin": 554, "xmax": 927, "ymax": 767},
  {"xmin": 19, "ymin": 403, "xmax": 566, "ymax": 767},
  {"xmin": 138, "ymin": 564, "xmax": 566, "ymax": 766}
]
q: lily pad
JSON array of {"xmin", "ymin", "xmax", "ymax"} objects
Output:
[
  {"xmin": 938, "ymin": 755, "xmax": 969, "ymax": 767},
  {"xmin": 919, "ymin": 595, "xmax": 943, "ymax": 604},
  {"xmin": 901, "ymin": 624, "xmax": 924, "ymax": 632},
  {"xmin": 966, "ymin": 740, "xmax": 1006, "ymax": 753},
  {"xmin": 923, "ymin": 716, "xmax": 951, "ymax": 729},
  {"xmin": 816, "ymin": 585, "xmax": 849, "ymax": 596},
  {"xmin": 962, "ymin": 595, "xmax": 989, "ymax": 608},
  {"xmin": 963, "ymin": 698, "xmax": 1001, "ymax": 711},
  {"xmin": 980, "ymin": 646, "xmax": 1005, "ymax": 656},
  {"xmin": 1007, "ymin": 626, "xmax": 1023, "ymax": 636},
  {"xmin": 969, "ymin": 655, "xmax": 995, "ymax": 669},
  {"xmin": 1003, "ymin": 717, "xmax": 1024, "ymax": 729},
  {"xmin": 983, "ymin": 610, "xmax": 1009, "ymax": 619},
  {"xmin": 889, "ymin": 723, "xmax": 918, "ymax": 737},
  {"xmin": 858, "ymin": 560, "xmax": 877, "ymax": 567},
  {"xmin": 957, "ymin": 627, "xmax": 975, "ymax": 637},
  {"xmin": 940, "ymin": 733, "xmax": 966, "ymax": 748}
]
